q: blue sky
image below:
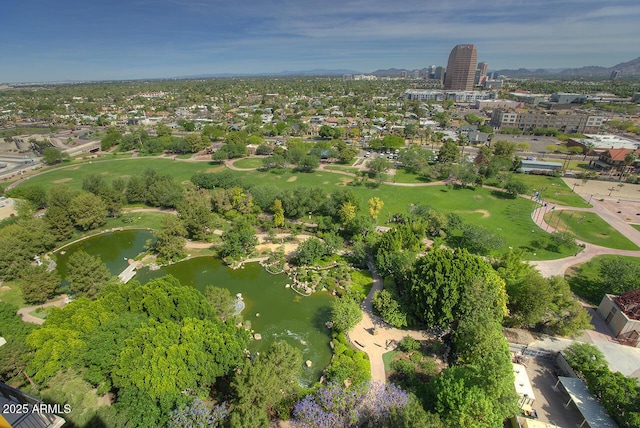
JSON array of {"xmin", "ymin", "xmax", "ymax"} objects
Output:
[{"xmin": 1, "ymin": 0, "xmax": 638, "ymax": 83}]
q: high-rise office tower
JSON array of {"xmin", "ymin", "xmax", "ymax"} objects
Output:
[
  {"xmin": 443, "ymin": 44, "xmax": 477, "ymax": 90},
  {"xmin": 478, "ymin": 61, "xmax": 488, "ymax": 76}
]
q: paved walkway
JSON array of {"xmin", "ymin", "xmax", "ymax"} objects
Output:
[
  {"xmin": 17, "ymin": 295, "xmax": 68, "ymax": 325},
  {"xmin": 529, "ymin": 190, "xmax": 640, "ymax": 277},
  {"xmin": 348, "ymin": 261, "xmax": 433, "ymax": 384}
]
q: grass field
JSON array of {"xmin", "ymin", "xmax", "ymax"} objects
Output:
[
  {"xmin": 350, "ymin": 269, "xmax": 374, "ymax": 299},
  {"xmin": 545, "ymin": 210, "xmax": 639, "ymax": 250},
  {"xmin": 632, "ymin": 224, "xmax": 640, "ymax": 232},
  {"xmin": 0, "ymin": 127, "xmax": 54, "ymax": 138},
  {"xmin": 0, "ymin": 281, "xmax": 25, "ymax": 307},
  {"xmin": 15, "ymin": 158, "xmax": 215, "ymax": 191},
  {"xmin": 392, "ymin": 169, "xmax": 431, "ymax": 184},
  {"xmin": 232, "ymin": 157, "xmax": 264, "ymax": 169},
  {"xmin": 514, "ymin": 174, "xmax": 590, "ymax": 207},
  {"xmin": 382, "ymin": 350, "xmax": 401, "ymax": 373},
  {"xmin": 567, "ymin": 255, "xmax": 640, "ymax": 304},
  {"xmin": 12, "ymin": 159, "xmax": 583, "ymax": 260},
  {"xmin": 323, "ymin": 165, "xmax": 359, "ymax": 174}
]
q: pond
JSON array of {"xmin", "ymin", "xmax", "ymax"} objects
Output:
[{"xmin": 54, "ymin": 230, "xmax": 333, "ymax": 385}]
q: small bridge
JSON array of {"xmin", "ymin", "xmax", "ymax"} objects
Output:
[{"xmin": 118, "ymin": 263, "xmax": 137, "ymax": 283}]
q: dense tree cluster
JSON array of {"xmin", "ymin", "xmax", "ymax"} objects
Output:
[{"xmin": 24, "ymin": 275, "xmax": 251, "ymax": 427}]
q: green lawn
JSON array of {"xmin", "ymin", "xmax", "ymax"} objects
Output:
[
  {"xmin": 514, "ymin": 174, "xmax": 590, "ymax": 208},
  {"xmin": 13, "ymin": 159, "xmax": 585, "ymax": 260},
  {"xmin": 0, "ymin": 281, "xmax": 25, "ymax": 307},
  {"xmin": 350, "ymin": 269, "xmax": 374, "ymax": 299},
  {"xmin": 324, "ymin": 165, "xmax": 359, "ymax": 174},
  {"xmin": 29, "ymin": 306, "xmax": 55, "ymax": 319},
  {"xmin": 632, "ymin": 224, "xmax": 640, "ymax": 232},
  {"xmin": 16, "ymin": 158, "xmax": 215, "ymax": 191},
  {"xmin": 232, "ymin": 157, "xmax": 264, "ymax": 169},
  {"xmin": 567, "ymin": 255, "xmax": 640, "ymax": 304},
  {"xmin": 545, "ymin": 210, "xmax": 639, "ymax": 250},
  {"xmin": 392, "ymin": 169, "xmax": 431, "ymax": 184},
  {"xmin": 382, "ymin": 350, "xmax": 400, "ymax": 373}
]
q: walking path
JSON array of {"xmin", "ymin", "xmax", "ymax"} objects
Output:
[
  {"xmin": 348, "ymin": 261, "xmax": 434, "ymax": 385},
  {"xmin": 17, "ymin": 295, "xmax": 68, "ymax": 325}
]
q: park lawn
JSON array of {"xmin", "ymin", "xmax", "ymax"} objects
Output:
[
  {"xmin": 15, "ymin": 158, "xmax": 214, "ymax": 191},
  {"xmin": 382, "ymin": 350, "xmax": 401, "ymax": 374},
  {"xmin": 350, "ymin": 269, "xmax": 374, "ymax": 299},
  {"xmin": 232, "ymin": 157, "xmax": 264, "ymax": 169},
  {"xmin": 392, "ymin": 169, "xmax": 431, "ymax": 184},
  {"xmin": 514, "ymin": 174, "xmax": 590, "ymax": 207},
  {"xmin": 29, "ymin": 306, "xmax": 55, "ymax": 320},
  {"xmin": 632, "ymin": 224, "xmax": 640, "ymax": 232},
  {"xmin": 0, "ymin": 281, "xmax": 25, "ymax": 307},
  {"xmin": 567, "ymin": 255, "xmax": 640, "ymax": 304},
  {"xmin": 545, "ymin": 210, "xmax": 639, "ymax": 250},
  {"xmin": 323, "ymin": 165, "xmax": 359, "ymax": 174}
]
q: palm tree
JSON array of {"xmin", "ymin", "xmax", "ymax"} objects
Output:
[{"xmin": 621, "ymin": 151, "xmax": 637, "ymax": 181}]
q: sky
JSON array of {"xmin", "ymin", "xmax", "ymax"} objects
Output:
[{"xmin": 1, "ymin": 0, "xmax": 639, "ymax": 83}]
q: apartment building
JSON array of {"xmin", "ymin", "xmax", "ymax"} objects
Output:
[{"xmin": 491, "ymin": 109, "xmax": 605, "ymax": 133}]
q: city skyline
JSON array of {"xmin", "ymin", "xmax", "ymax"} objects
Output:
[{"xmin": 1, "ymin": 0, "xmax": 639, "ymax": 83}]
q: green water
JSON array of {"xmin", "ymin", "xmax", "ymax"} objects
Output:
[
  {"xmin": 54, "ymin": 230, "xmax": 333, "ymax": 385},
  {"xmin": 54, "ymin": 229, "xmax": 154, "ymax": 279}
]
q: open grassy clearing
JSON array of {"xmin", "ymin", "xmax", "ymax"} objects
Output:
[
  {"xmin": 391, "ymin": 169, "xmax": 432, "ymax": 184},
  {"xmin": 15, "ymin": 158, "xmax": 214, "ymax": 191},
  {"xmin": 544, "ymin": 210, "xmax": 639, "ymax": 250},
  {"xmin": 323, "ymin": 165, "xmax": 359, "ymax": 174},
  {"xmin": 633, "ymin": 224, "xmax": 640, "ymax": 232},
  {"xmin": 232, "ymin": 157, "xmax": 264, "ymax": 169},
  {"xmin": 513, "ymin": 174, "xmax": 590, "ymax": 207},
  {"xmin": 567, "ymin": 255, "xmax": 640, "ymax": 304},
  {"xmin": 14, "ymin": 159, "xmax": 580, "ymax": 260},
  {"xmin": 0, "ymin": 281, "xmax": 25, "ymax": 307}
]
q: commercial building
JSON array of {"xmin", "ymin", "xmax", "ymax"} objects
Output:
[
  {"xmin": 490, "ymin": 109, "xmax": 605, "ymax": 134},
  {"xmin": 567, "ymin": 134, "xmax": 640, "ymax": 154},
  {"xmin": 401, "ymin": 89, "xmax": 496, "ymax": 103},
  {"xmin": 443, "ymin": 44, "xmax": 477, "ymax": 91}
]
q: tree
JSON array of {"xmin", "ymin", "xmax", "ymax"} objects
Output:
[
  {"xmin": 168, "ymin": 399, "xmax": 228, "ymax": 428},
  {"xmin": 220, "ymin": 220, "xmax": 258, "ymax": 259},
  {"xmin": 367, "ymin": 157, "xmax": 392, "ymax": 176},
  {"xmin": 293, "ymin": 237, "xmax": 327, "ymax": 266},
  {"xmin": 20, "ymin": 264, "xmax": 61, "ymax": 304},
  {"xmin": 68, "ymin": 191, "xmax": 108, "ymax": 231},
  {"xmin": 407, "ymin": 248, "xmax": 507, "ymax": 328},
  {"xmin": 367, "ymin": 197, "xmax": 384, "ymax": 220},
  {"xmin": 113, "ymin": 317, "xmax": 248, "ymax": 416},
  {"xmin": 493, "ymin": 140, "xmax": 517, "ymax": 159},
  {"xmin": 330, "ymin": 298, "xmax": 362, "ymax": 332},
  {"xmin": 339, "ymin": 146, "xmax": 359, "ymax": 164},
  {"xmin": 272, "ymin": 198, "xmax": 285, "ymax": 227},
  {"xmin": 504, "ymin": 179, "xmax": 529, "ymax": 198},
  {"xmin": 42, "ymin": 147, "xmax": 67, "ymax": 165},
  {"xmin": 66, "ymin": 250, "xmax": 112, "ymax": 299},
  {"xmin": 459, "ymin": 224, "xmax": 505, "ymax": 255},
  {"xmin": 338, "ymin": 202, "xmax": 358, "ymax": 225},
  {"xmin": 437, "ymin": 140, "xmax": 458, "ymax": 163},
  {"xmin": 231, "ymin": 341, "xmax": 302, "ymax": 424},
  {"xmin": 599, "ymin": 257, "xmax": 640, "ymax": 295},
  {"xmin": 204, "ymin": 286, "xmax": 235, "ymax": 322},
  {"xmin": 177, "ymin": 187, "xmax": 213, "ymax": 241},
  {"xmin": 372, "ymin": 289, "xmax": 408, "ymax": 328},
  {"xmin": 319, "ymin": 125, "xmax": 334, "ymax": 139},
  {"xmin": 153, "ymin": 215, "xmax": 187, "ymax": 263}
]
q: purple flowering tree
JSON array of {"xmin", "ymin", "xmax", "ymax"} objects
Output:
[
  {"xmin": 167, "ymin": 398, "xmax": 228, "ymax": 428},
  {"xmin": 292, "ymin": 382, "xmax": 409, "ymax": 428}
]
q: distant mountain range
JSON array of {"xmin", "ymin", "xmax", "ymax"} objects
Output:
[{"xmin": 370, "ymin": 57, "xmax": 640, "ymax": 78}]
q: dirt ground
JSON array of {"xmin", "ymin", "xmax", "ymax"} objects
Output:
[
  {"xmin": 0, "ymin": 198, "xmax": 17, "ymax": 220},
  {"xmin": 564, "ymin": 177, "xmax": 640, "ymax": 224}
]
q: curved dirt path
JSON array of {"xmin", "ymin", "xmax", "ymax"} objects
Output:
[
  {"xmin": 17, "ymin": 295, "xmax": 68, "ymax": 325},
  {"xmin": 348, "ymin": 262, "xmax": 433, "ymax": 384}
]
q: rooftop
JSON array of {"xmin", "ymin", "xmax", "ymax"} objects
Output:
[{"xmin": 614, "ymin": 289, "xmax": 640, "ymax": 320}]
